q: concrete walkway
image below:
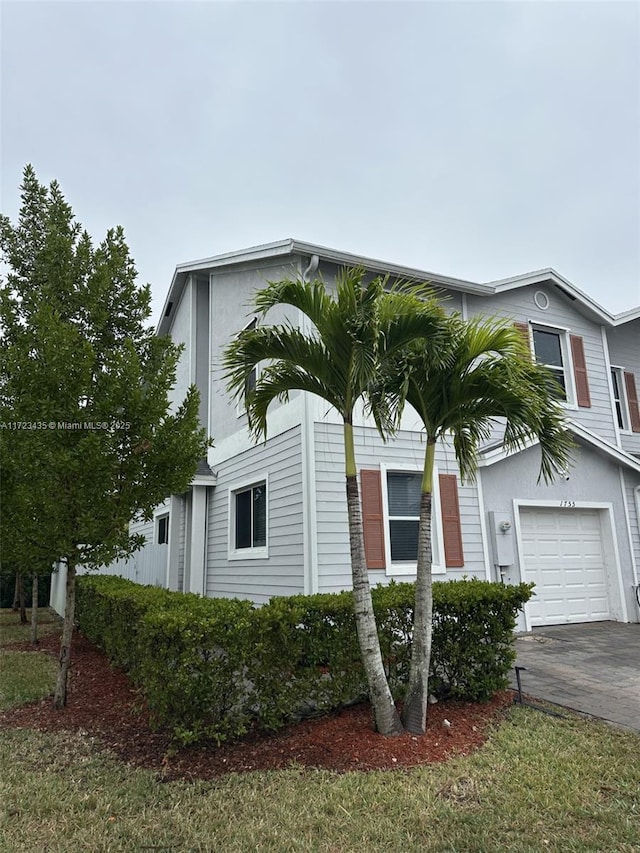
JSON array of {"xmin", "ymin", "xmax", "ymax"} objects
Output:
[{"xmin": 509, "ymin": 622, "xmax": 640, "ymax": 732}]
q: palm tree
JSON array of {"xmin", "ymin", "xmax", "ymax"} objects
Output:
[
  {"xmin": 224, "ymin": 268, "xmax": 447, "ymax": 736},
  {"xmin": 383, "ymin": 315, "xmax": 574, "ymax": 734}
]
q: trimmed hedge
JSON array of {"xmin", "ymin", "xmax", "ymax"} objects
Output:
[{"xmin": 75, "ymin": 575, "xmax": 531, "ymax": 744}]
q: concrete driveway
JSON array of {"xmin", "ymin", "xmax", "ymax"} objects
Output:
[{"xmin": 509, "ymin": 621, "xmax": 640, "ymax": 732}]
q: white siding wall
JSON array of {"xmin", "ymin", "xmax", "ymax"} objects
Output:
[
  {"xmin": 623, "ymin": 471, "xmax": 640, "ymax": 620},
  {"xmin": 209, "ymin": 260, "xmax": 302, "ymax": 449},
  {"xmin": 313, "ymin": 421, "xmax": 486, "ymax": 593},
  {"xmin": 167, "ymin": 278, "xmax": 193, "ymax": 413},
  {"xmin": 206, "ymin": 425, "xmax": 304, "ymax": 603},
  {"xmin": 607, "ymin": 320, "xmax": 640, "ymax": 457},
  {"xmin": 98, "ymin": 516, "xmax": 162, "ymax": 587}
]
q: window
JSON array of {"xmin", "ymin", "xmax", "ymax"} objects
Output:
[
  {"xmin": 611, "ymin": 366, "xmax": 640, "ymax": 433},
  {"xmin": 361, "ymin": 467, "xmax": 464, "ymax": 575},
  {"xmin": 611, "ymin": 367, "xmax": 628, "ymax": 430},
  {"xmin": 387, "ymin": 471, "xmax": 422, "ymax": 562},
  {"xmin": 230, "ymin": 480, "xmax": 267, "ymax": 557},
  {"xmin": 530, "ymin": 324, "xmax": 591, "ymax": 408},
  {"xmin": 157, "ymin": 514, "xmax": 169, "ymax": 545},
  {"xmin": 532, "ymin": 327, "xmax": 567, "ymax": 400}
]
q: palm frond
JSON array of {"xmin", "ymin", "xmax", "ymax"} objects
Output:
[{"xmin": 246, "ymin": 363, "xmax": 343, "ymax": 440}]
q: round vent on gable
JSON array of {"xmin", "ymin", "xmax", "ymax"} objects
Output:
[{"xmin": 534, "ymin": 290, "xmax": 550, "ymax": 310}]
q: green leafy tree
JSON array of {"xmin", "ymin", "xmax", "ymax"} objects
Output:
[
  {"xmin": 0, "ymin": 166, "xmax": 208, "ymax": 707},
  {"xmin": 382, "ymin": 315, "xmax": 574, "ymax": 733},
  {"xmin": 224, "ymin": 269, "xmax": 447, "ymax": 736},
  {"xmin": 0, "ymin": 430, "xmax": 54, "ymax": 642}
]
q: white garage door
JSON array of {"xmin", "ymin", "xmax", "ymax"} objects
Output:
[{"xmin": 519, "ymin": 507, "xmax": 610, "ymax": 626}]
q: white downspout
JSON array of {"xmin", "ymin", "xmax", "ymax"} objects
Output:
[{"xmin": 300, "ymin": 256, "xmax": 320, "ymax": 594}]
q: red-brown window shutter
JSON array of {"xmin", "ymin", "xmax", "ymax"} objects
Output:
[
  {"xmin": 439, "ymin": 474, "xmax": 464, "ymax": 568},
  {"xmin": 513, "ymin": 321, "xmax": 532, "ymax": 358},
  {"xmin": 360, "ymin": 469, "xmax": 386, "ymax": 569},
  {"xmin": 624, "ymin": 371, "xmax": 640, "ymax": 432},
  {"xmin": 570, "ymin": 335, "xmax": 591, "ymax": 408}
]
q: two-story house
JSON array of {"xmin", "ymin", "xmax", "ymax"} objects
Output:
[{"xmin": 53, "ymin": 240, "xmax": 640, "ymax": 629}]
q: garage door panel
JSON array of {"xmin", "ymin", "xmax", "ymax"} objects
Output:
[{"xmin": 519, "ymin": 507, "xmax": 610, "ymax": 626}]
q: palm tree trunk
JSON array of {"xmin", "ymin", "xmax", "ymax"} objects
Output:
[
  {"xmin": 344, "ymin": 422, "xmax": 403, "ymax": 736},
  {"xmin": 402, "ymin": 440, "xmax": 436, "ymax": 734},
  {"xmin": 30, "ymin": 572, "xmax": 39, "ymax": 644},
  {"xmin": 53, "ymin": 560, "xmax": 76, "ymax": 709}
]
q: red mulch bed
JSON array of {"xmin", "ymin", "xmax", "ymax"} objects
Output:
[{"xmin": 0, "ymin": 629, "xmax": 514, "ymax": 781}]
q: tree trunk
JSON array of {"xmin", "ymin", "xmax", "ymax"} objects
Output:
[
  {"xmin": 402, "ymin": 440, "xmax": 436, "ymax": 734},
  {"xmin": 343, "ymin": 418, "xmax": 403, "ymax": 737},
  {"xmin": 17, "ymin": 573, "xmax": 27, "ymax": 624},
  {"xmin": 30, "ymin": 572, "xmax": 39, "ymax": 645},
  {"xmin": 12, "ymin": 571, "xmax": 20, "ymax": 611},
  {"xmin": 53, "ymin": 560, "xmax": 76, "ymax": 709},
  {"xmin": 346, "ymin": 475, "xmax": 403, "ymax": 736}
]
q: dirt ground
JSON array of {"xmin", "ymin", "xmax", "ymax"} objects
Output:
[{"xmin": 1, "ymin": 629, "xmax": 514, "ymax": 780}]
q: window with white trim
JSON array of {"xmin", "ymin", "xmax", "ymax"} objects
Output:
[
  {"xmin": 532, "ymin": 326, "xmax": 568, "ymax": 401},
  {"xmin": 382, "ymin": 467, "xmax": 445, "ymax": 575},
  {"xmin": 529, "ymin": 323, "xmax": 591, "ymax": 408},
  {"xmin": 611, "ymin": 367, "xmax": 628, "ymax": 430},
  {"xmin": 229, "ymin": 480, "xmax": 268, "ymax": 558},
  {"xmin": 156, "ymin": 514, "xmax": 169, "ymax": 545}
]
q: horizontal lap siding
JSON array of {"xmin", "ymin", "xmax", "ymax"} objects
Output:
[
  {"xmin": 100, "ymin": 517, "xmax": 159, "ymax": 586},
  {"xmin": 465, "ymin": 285, "xmax": 618, "ymax": 443},
  {"xmin": 623, "ymin": 472, "xmax": 640, "ymax": 579},
  {"xmin": 168, "ymin": 282, "xmax": 193, "ymax": 414},
  {"xmin": 314, "ymin": 422, "xmax": 486, "ymax": 592},
  {"xmin": 206, "ymin": 425, "xmax": 304, "ymax": 604},
  {"xmin": 608, "ymin": 322, "xmax": 640, "ymax": 456}
]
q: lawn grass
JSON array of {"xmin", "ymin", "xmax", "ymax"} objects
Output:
[
  {"xmin": 0, "ymin": 608, "xmax": 60, "ymax": 710},
  {"xmin": 0, "ymin": 606, "xmax": 61, "ymax": 646},
  {"xmin": 0, "ymin": 650, "xmax": 58, "ymax": 710},
  {"xmin": 0, "ymin": 708, "xmax": 638, "ymax": 852}
]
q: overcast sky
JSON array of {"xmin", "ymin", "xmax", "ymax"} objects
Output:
[{"xmin": 1, "ymin": 0, "xmax": 639, "ymax": 324}]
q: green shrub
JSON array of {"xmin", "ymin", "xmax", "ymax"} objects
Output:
[
  {"xmin": 74, "ymin": 574, "xmax": 532, "ymax": 744},
  {"xmin": 430, "ymin": 579, "xmax": 532, "ymax": 700},
  {"xmin": 137, "ymin": 596, "xmax": 255, "ymax": 744},
  {"xmin": 248, "ymin": 592, "xmax": 366, "ymax": 731}
]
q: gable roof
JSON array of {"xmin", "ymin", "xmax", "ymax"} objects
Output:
[{"xmin": 157, "ymin": 239, "xmax": 639, "ymax": 335}]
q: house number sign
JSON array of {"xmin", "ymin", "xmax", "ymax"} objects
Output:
[{"xmin": 559, "ymin": 500, "xmax": 576, "ymax": 508}]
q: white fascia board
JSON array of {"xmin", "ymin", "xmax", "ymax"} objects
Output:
[
  {"xmin": 156, "ymin": 238, "xmax": 639, "ymax": 338},
  {"xmin": 477, "ymin": 435, "xmax": 540, "ymax": 467},
  {"xmin": 489, "ymin": 269, "xmax": 617, "ymax": 326},
  {"xmin": 611, "ymin": 307, "xmax": 640, "ymax": 326},
  {"xmin": 175, "ymin": 239, "xmax": 296, "ymax": 273},
  {"xmin": 478, "ymin": 421, "xmax": 640, "ymax": 475},
  {"xmin": 569, "ymin": 422, "xmax": 640, "ymax": 474},
  {"xmin": 191, "ymin": 474, "xmax": 217, "ymax": 487},
  {"xmin": 289, "ymin": 240, "xmax": 486, "ymax": 293}
]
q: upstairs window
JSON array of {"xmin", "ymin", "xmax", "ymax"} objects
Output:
[
  {"xmin": 532, "ymin": 328, "xmax": 567, "ymax": 400},
  {"xmin": 611, "ymin": 367, "xmax": 628, "ymax": 429},
  {"xmin": 611, "ymin": 366, "xmax": 640, "ymax": 433},
  {"xmin": 529, "ymin": 324, "xmax": 591, "ymax": 408}
]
